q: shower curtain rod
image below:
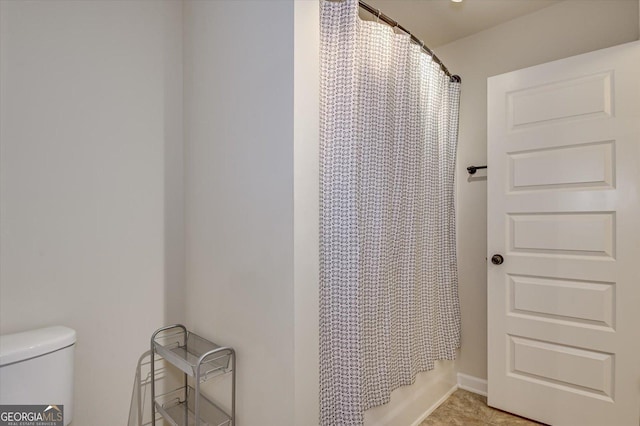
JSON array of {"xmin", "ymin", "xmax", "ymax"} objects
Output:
[{"xmin": 359, "ymin": 1, "xmax": 461, "ymax": 83}]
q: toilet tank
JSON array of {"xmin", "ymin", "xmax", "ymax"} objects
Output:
[{"xmin": 0, "ymin": 326, "xmax": 76, "ymax": 426}]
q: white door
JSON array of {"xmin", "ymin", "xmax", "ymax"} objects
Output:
[{"xmin": 487, "ymin": 41, "xmax": 640, "ymax": 426}]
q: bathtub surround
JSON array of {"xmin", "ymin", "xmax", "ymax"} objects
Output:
[{"xmin": 364, "ymin": 361, "xmax": 457, "ymax": 426}]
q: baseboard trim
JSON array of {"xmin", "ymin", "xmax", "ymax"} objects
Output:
[
  {"xmin": 457, "ymin": 373, "xmax": 488, "ymax": 397},
  {"xmin": 409, "ymin": 384, "xmax": 458, "ymax": 426},
  {"xmin": 406, "ymin": 374, "xmax": 487, "ymax": 425}
]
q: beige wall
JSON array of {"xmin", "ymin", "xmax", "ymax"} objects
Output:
[
  {"xmin": 0, "ymin": 1, "xmax": 184, "ymax": 424},
  {"xmin": 436, "ymin": 0, "xmax": 640, "ymax": 380},
  {"xmin": 183, "ymin": 0, "xmax": 296, "ymax": 424}
]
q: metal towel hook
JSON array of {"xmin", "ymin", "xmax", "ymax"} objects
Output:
[
  {"xmin": 376, "ymin": 9, "xmax": 381, "ymax": 22},
  {"xmin": 467, "ymin": 165, "xmax": 487, "ymax": 175}
]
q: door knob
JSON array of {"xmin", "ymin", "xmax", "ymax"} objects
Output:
[{"xmin": 491, "ymin": 254, "xmax": 504, "ymax": 265}]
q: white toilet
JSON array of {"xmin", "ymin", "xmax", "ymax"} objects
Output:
[{"xmin": 0, "ymin": 326, "xmax": 76, "ymax": 425}]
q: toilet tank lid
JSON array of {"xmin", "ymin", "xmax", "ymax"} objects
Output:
[{"xmin": 0, "ymin": 326, "xmax": 76, "ymax": 366}]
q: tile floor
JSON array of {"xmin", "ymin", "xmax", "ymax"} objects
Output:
[{"xmin": 421, "ymin": 389, "xmax": 545, "ymax": 426}]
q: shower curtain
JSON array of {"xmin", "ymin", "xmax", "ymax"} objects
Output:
[{"xmin": 319, "ymin": 0, "xmax": 462, "ymax": 424}]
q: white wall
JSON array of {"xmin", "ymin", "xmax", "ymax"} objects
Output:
[
  {"xmin": 163, "ymin": 1, "xmax": 186, "ymax": 326},
  {"xmin": 436, "ymin": 0, "xmax": 640, "ymax": 380},
  {"xmin": 294, "ymin": 1, "xmax": 320, "ymax": 424},
  {"xmin": 183, "ymin": 0, "xmax": 296, "ymax": 424},
  {"xmin": 0, "ymin": 1, "xmax": 184, "ymax": 424}
]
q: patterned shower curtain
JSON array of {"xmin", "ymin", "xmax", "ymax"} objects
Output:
[{"xmin": 319, "ymin": 0, "xmax": 462, "ymax": 424}]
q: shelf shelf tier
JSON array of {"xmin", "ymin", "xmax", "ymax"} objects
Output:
[
  {"xmin": 150, "ymin": 324, "xmax": 236, "ymax": 426},
  {"xmin": 155, "ymin": 386, "xmax": 231, "ymax": 426},
  {"xmin": 152, "ymin": 326, "xmax": 232, "ymax": 380}
]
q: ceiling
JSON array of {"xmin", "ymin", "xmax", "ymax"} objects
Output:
[{"xmin": 360, "ymin": 0, "xmax": 559, "ymax": 47}]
